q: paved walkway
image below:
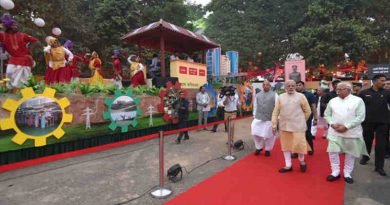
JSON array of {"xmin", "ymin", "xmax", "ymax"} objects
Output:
[{"xmin": 0, "ymin": 118, "xmax": 389, "ymax": 205}]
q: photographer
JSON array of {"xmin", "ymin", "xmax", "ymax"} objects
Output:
[
  {"xmin": 211, "ymin": 87, "xmax": 227, "ymax": 132},
  {"xmin": 223, "ymin": 86, "xmax": 242, "ymax": 142}
]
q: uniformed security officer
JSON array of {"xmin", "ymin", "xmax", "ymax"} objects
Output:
[{"xmin": 359, "ymin": 74, "xmax": 390, "ymax": 176}]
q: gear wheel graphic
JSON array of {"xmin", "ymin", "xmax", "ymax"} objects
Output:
[
  {"xmin": 0, "ymin": 87, "xmax": 73, "ymax": 147},
  {"xmin": 103, "ymin": 89, "xmax": 142, "ymax": 132}
]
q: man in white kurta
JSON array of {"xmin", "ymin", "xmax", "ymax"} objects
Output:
[
  {"xmin": 252, "ymin": 80, "xmax": 278, "ymax": 156},
  {"xmin": 324, "ymin": 82, "xmax": 368, "ymax": 184}
]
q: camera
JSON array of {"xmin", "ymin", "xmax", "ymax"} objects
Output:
[{"xmin": 220, "ymin": 86, "xmax": 236, "ymax": 97}]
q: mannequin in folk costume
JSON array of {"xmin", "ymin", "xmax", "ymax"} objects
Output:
[
  {"xmin": 64, "ymin": 40, "xmax": 86, "ymax": 82},
  {"xmin": 127, "ymin": 55, "xmax": 146, "ymax": 87},
  {"xmin": 44, "ymin": 37, "xmax": 74, "ymax": 84},
  {"xmin": 0, "ymin": 14, "xmax": 39, "ymax": 90},
  {"xmin": 112, "ymin": 49, "xmax": 123, "ymax": 89},
  {"xmin": 88, "ymin": 51, "xmax": 104, "ymax": 85}
]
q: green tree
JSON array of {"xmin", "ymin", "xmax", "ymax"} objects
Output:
[
  {"xmin": 365, "ymin": 0, "xmax": 390, "ymax": 63},
  {"xmin": 291, "ymin": 0, "xmax": 379, "ymax": 67},
  {"xmin": 205, "ymin": 0, "xmax": 308, "ymax": 69},
  {"xmin": 138, "ymin": 0, "xmax": 189, "ymax": 26}
]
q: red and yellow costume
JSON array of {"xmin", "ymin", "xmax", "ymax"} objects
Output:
[
  {"xmin": 128, "ymin": 55, "xmax": 146, "ymax": 87},
  {"xmin": 89, "ymin": 52, "xmax": 104, "ymax": 85},
  {"xmin": 69, "ymin": 55, "xmax": 86, "ymax": 79},
  {"xmin": 0, "ymin": 31, "xmax": 38, "ymax": 88},
  {"xmin": 113, "ymin": 57, "xmax": 122, "ymax": 78},
  {"xmin": 0, "ymin": 32, "xmax": 37, "ymax": 66},
  {"xmin": 44, "ymin": 38, "xmax": 73, "ymax": 84}
]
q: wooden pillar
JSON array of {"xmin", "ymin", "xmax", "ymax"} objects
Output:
[{"xmin": 160, "ymin": 34, "xmax": 166, "ymax": 78}]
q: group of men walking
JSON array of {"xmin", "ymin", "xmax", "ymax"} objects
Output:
[{"xmin": 252, "ymin": 74, "xmax": 390, "ymax": 184}]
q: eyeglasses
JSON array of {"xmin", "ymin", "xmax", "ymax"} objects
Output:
[{"xmin": 336, "ymin": 88, "xmax": 348, "ymax": 91}]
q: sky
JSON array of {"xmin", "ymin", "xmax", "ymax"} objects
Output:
[{"xmin": 191, "ymin": 0, "xmax": 211, "ymax": 6}]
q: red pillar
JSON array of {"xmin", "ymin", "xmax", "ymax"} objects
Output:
[{"xmin": 160, "ymin": 35, "xmax": 166, "ymax": 78}]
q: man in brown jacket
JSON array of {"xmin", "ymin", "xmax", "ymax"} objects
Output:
[{"xmin": 272, "ymin": 80, "xmax": 312, "ymax": 173}]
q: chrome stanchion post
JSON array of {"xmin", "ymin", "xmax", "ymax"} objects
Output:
[
  {"xmin": 150, "ymin": 130, "xmax": 172, "ymax": 198},
  {"xmin": 224, "ymin": 116, "xmax": 236, "ymax": 161}
]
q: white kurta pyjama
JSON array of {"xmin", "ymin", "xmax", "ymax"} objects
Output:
[{"xmin": 251, "ymin": 119, "xmax": 273, "ymax": 138}]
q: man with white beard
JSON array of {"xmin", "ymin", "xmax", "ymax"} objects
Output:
[
  {"xmin": 324, "ymin": 82, "xmax": 367, "ymax": 184},
  {"xmin": 252, "ymin": 80, "xmax": 278, "ymax": 156}
]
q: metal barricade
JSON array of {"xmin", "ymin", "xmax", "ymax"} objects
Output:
[
  {"xmin": 223, "ymin": 116, "xmax": 236, "ymax": 161},
  {"xmin": 150, "ymin": 130, "xmax": 172, "ymax": 198}
]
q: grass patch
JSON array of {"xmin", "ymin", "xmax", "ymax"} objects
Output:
[{"xmin": 0, "ymin": 112, "xmax": 199, "ymax": 152}]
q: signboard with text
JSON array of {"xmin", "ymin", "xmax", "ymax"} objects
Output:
[
  {"xmin": 170, "ymin": 60, "xmax": 207, "ymax": 89},
  {"xmin": 367, "ymin": 64, "xmax": 390, "ymax": 79}
]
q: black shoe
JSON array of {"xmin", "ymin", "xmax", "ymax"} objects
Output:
[
  {"xmin": 374, "ymin": 168, "xmax": 387, "ymax": 176},
  {"xmin": 254, "ymin": 149, "xmax": 262, "ymax": 156},
  {"xmin": 265, "ymin": 151, "xmax": 270, "ymax": 157},
  {"xmin": 385, "ymin": 154, "xmax": 390, "ymax": 159},
  {"xmin": 344, "ymin": 177, "xmax": 354, "ymax": 184},
  {"xmin": 359, "ymin": 156, "xmax": 370, "ymax": 165},
  {"xmin": 291, "ymin": 153, "xmax": 298, "ymax": 158},
  {"xmin": 326, "ymin": 175, "xmax": 340, "ymax": 182},
  {"xmin": 279, "ymin": 167, "xmax": 293, "ymax": 173},
  {"xmin": 300, "ymin": 163, "xmax": 307, "ymax": 172},
  {"xmin": 183, "ymin": 136, "xmax": 189, "ymax": 140},
  {"xmin": 308, "ymin": 151, "xmax": 314, "ymax": 155},
  {"xmin": 211, "ymin": 129, "xmax": 216, "ymax": 133},
  {"xmin": 175, "ymin": 139, "xmax": 181, "ymax": 144}
]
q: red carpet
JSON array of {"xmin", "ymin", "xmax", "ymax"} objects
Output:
[{"xmin": 165, "ymin": 130, "xmax": 344, "ymax": 205}]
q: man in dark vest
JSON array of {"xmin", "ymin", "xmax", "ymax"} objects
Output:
[{"xmin": 251, "ymin": 80, "xmax": 278, "ymax": 156}]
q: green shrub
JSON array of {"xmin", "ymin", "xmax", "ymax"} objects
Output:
[
  {"xmin": 79, "ymin": 84, "xmax": 96, "ymax": 96},
  {"xmin": 22, "ymin": 76, "xmax": 46, "ymax": 93},
  {"xmin": 49, "ymin": 83, "xmax": 65, "ymax": 93}
]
